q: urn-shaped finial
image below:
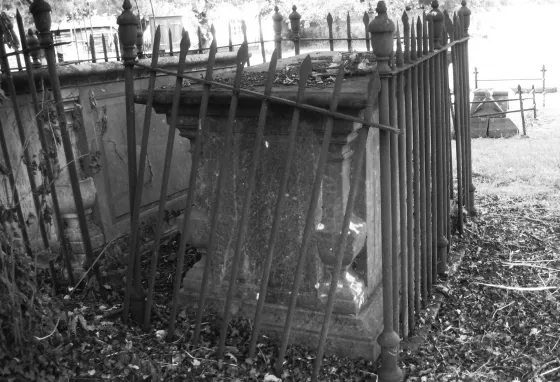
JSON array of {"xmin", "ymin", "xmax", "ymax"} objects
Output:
[
  {"xmin": 457, "ymin": 0, "xmax": 471, "ymax": 36},
  {"xmin": 273, "ymin": 6, "xmax": 283, "ymax": 34},
  {"xmin": 117, "ymin": 0, "xmax": 139, "ymax": 62},
  {"xmin": 428, "ymin": 0, "xmax": 444, "ymax": 49},
  {"xmin": 368, "ymin": 1, "xmax": 394, "ymax": 73},
  {"xmin": 289, "ymin": 5, "xmax": 301, "ymax": 35},
  {"xmin": 29, "ymin": 0, "xmax": 52, "ymax": 46}
]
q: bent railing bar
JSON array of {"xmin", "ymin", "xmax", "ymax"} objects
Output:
[
  {"xmin": 249, "ymin": 52, "xmax": 304, "ymax": 358},
  {"xmin": 216, "ymin": 43, "xmax": 273, "ymax": 359},
  {"xmin": 15, "ymin": 10, "xmax": 74, "ymax": 283},
  {"xmin": 275, "ymin": 60, "xmax": 344, "ymax": 376},
  {"xmin": 127, "ymin": 28, "xmax": 165, "ymax": 324},
  {"xmin": 33, "ymin": 6, "xmax": 100, "ymax": 286},
  {"xmin": 140, "ymin": 31, "xmax": 192, "ymax": 333},
  {"xmin": 194, "ymin": 42, "xmax": 246, "ymax": 357},
  {"xmin": 244, "ymin": 50, "xmax": 282, "ymax": 359},
  {"xmin": 0, "ymin": 84, "xmax": 32, "ymax": 259},
  {"xmin": 143, "ymin": 29, "xmax": 175, "ymax": 330},
  {"xmin": 134, "ymin": 62, "xmax": 399, "ymax": 134},
  {"xmin": 185, "ymin": 40, "xmax": 218, "ymax": 345},
  {"xmin": 0, "ymin": 31, "xmax": 53, "ymax": 258},
  {"xmin": 165, "ymin": 33, "xmax": 207, "ymax": 338},
  {"xmin": 312, "ymin": 111, "xmax": 370, "ymax": 382}
]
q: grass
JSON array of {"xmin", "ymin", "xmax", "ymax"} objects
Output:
[{"xmin": 470, "ymin": 92, "xmax": 560, "ymax": 211}]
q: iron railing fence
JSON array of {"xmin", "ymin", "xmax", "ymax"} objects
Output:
[{"xmin": 0, "ymin": 0, "xmax": 475, "ymax": 381}]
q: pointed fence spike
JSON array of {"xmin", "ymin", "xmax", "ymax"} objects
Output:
[
  {"xmin": 410, "ymin": 20, "xmax": 417, "ymax": 61},
  {"xmin": 327, "ymin": 13, "xmax": 334, "ymax": 51},
  {"xmin": 363, "ymin": 11, "xmax": 370, "ymax": 51},
  {"xmin": 417, "ymin": 16, "xmax": 423, "ymax": 58},
  {"xmin": 298, "ymin": 55, "xmax": 313, "ymax": 90},
  {"xmin": 402, "ymin": 9, "xmax": 410, "ymax": 62},
  {"xmin": 396, "ymin": 22, "xmax": 404, "ymax": 67},
  {"xmin": 181, "ymin": 30, "xmax": 191, "ymax": 52}
]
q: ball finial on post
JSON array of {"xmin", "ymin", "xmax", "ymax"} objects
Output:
[
  {"xmin": 117, "ymin": 0, "xmax": 139, "ymax": 63},
  {"xmin": 29, "ymin": 0, "xmax": 53, "ymax": 47},
  {"xmin": 457, "ymin": 0, "xmax": 471, "ymax": 36},
  {"xmin": 428, "ymin": 0, "xmax": 444, "ymax": 49},
  {"xmin": 368, "ymin": 1, "xmax": 395, "ymax": 74}
]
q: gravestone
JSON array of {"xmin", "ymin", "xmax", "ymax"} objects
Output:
[{"xmin": 470, "ymin": 88, "xmax": 519, "ymax": 138}]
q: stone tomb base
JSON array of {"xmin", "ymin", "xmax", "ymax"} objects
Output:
[
  {"xmin": 147, "ymin": 54, "xmax": 386, "ymax": 359},
  {"xmin": 177, "ymin": 284, "xmax": 383, "ymax": 360}
]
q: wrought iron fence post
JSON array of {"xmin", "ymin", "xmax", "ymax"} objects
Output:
[
  {"xmin": 289, "ymin": 6, "xmax": 301, "ymax": 55},
  {"xmin": 532, "ymin": 85, "xmax": 537, "ymax": 119},
  {"xmin": 369, "ymin": 2, "xmax": 403, "ymax": 380},
  {"xmin": 273, "ymin": 6, "xmax": 283, "ymax": 59},
  {"xmin": 117, "ymin": 0, "xmax": 143, "ymax": 324},
  {"xmin": 30, "ymin": 0, "xmax": 99, "ymax": 282},
  {"xmin": 541, "ymin": 64, "xmax": 546, "ymax": 107},
  {"xmin": 518, "ymin": 84, "xmax": 526, "ymax": 135},
  {"xmin": 474, "ymin": 66, "xmax": 478, "ymax": 89}
]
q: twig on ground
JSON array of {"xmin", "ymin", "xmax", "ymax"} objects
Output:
[
  {"xmin": 34, "ymin": 317, "xmax": 61, "ymax": 341},
  {"xmin": 474, "ymin": 282, "xmax": 558, "ymax": 291},
  {"xmin": 492, "ymin": 301, "xmax": 515, "ymax": 319}
]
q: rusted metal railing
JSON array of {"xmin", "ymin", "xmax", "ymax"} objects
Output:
[
  {"xmin": 0, "ymin": 0, "xmax": 474, "ymax": 381},
  {"xmin": 120, "ymin": 1, "xmax": 474, "ymax": 381}
]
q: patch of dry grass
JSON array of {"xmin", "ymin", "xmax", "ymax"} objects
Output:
[{"xmin": 471, "ymin": 92, "xmax": 560, "ymax": 212}]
